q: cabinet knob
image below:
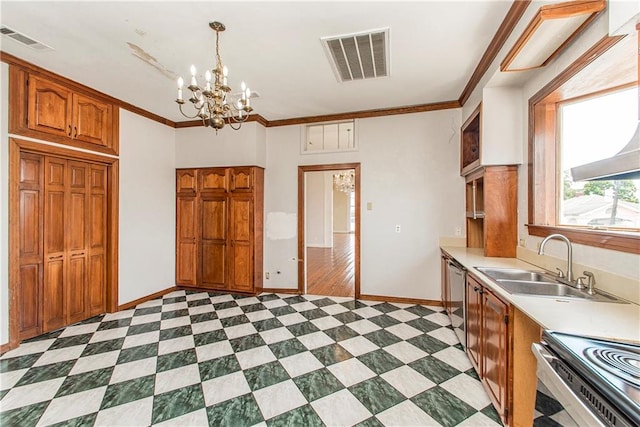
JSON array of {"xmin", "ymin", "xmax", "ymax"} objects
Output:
[
  {"xmin": 73, "ymin": 126, "xmax": 78, "ymax": 138},
  {"xmin": 68, "ymin": 125, "xmax": 72, "ymax": 136}
]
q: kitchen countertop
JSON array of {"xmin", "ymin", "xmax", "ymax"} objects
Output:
[{"xmin": 441, "ymin": 246, "xmax": 640, "ymax": 343}]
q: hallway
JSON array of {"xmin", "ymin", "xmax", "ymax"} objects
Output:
[{"xmin": 307, "ymin": 233, "xmax": 355, "ymax": 297}]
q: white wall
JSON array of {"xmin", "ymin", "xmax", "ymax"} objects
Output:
[
  {"xmin": 305, "ymin": 171, "xmax": 333, "ymax": 248},
  {"xmin": 333, "ymin": 188, "xmax": 350, "ymax": 233},
  {"xmin": 118, "ymin": 109, "xmax": 176, "ymax": 304},
  {"xmin": 1, "ymin": 63, "xmax": 9, "ymax": 344},
  {"xmin": 175, "ymin": 122, "xmax": 266, "ymax": 168},
  {"xmin": 264, "ymin": 110, "xmax": 465, "ymax": 300}
]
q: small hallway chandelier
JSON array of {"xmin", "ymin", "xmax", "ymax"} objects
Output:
[
  {"xmin": 175, "ymin": 21, "xmax": 253, "ymax": 131},
  {"xmin": 333, "ymin": 170, "xmax": 355, "ymax": 193}
]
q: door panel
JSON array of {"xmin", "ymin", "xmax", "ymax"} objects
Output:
[
  {"xmin": 177, "ymin": 169, "xmax": 197, "ymax": 195},
  {"xmin": 68, "ymin": 192, "xmax": 86, "ymax": 251},
  {"xmin": 88, "ymin": 164, "xmax": 107, "ymax": 315},
  {"xmin": 201, "ymin": 197, "xmax": 227, "ymax": 289},
  {"xmin": 176, "ymin": 196, "xmax": 198, "ymax": 285},
  {"xmin": 229, "ymin": 196, "xmax": 253, "ymax": 292},
  {"xmin": 27, "ymin": 76, "xmax": 73, "ymax": 137},
  {"xmin": 73, "ymin": 94, "xmax": 111, "ymax": 146},
  {"xmin": 483, "ymin": 290, "xmax": 508, "ymax": 418},
  {"xmin": 200, "ymin": 168, "xmax": 228, "ymax": 193},
  {"xmin": 466, "ymin": 276, "xmax": 482, "ymax": 372},
  {"xmin": 18, "ymin": 153, "xmax": 43, "ymax": 340},
  {"xmin": 231, "ymin": 167, "xmax": 252, "ymax": 192},
  {"xmin": 230, "ymin": 243, "xmax": 252, "ymax": 292},
  {"xmin": 88, "ymin": 254, "xmax": 106, "ymax": 315},
  {"xmin": 43, "ymin": 258, "xmax": 65, "ymax": 331},
  {"xmin": 67, "ymin": 255, "xmax": 87, "ymax": 323}
]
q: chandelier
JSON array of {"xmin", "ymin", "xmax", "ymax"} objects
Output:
[
  {"xmin": 333, "ymin": 170, "xmax": 355, "ymax": 193},
  {"xmin": 175, "ymin": 21, "xmax": 253, "ymax": 131}
]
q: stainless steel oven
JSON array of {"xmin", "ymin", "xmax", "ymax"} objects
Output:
[
  {"xmin": 447, "ymin": 259, "xmax": 466, "ymax": 348},
  {"xmin": 532, "ymin": 330, "xmax": 640, "ymax": 427}
]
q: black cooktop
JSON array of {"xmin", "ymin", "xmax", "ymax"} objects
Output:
[{"xmin": 543, "ymin": 331, "xmax": 640, "ymax": 426}]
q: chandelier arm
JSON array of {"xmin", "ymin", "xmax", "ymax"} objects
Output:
[
  {"xmin": 227, "ymin": 120, "xmax": 242, "ymax": 131},
  {"xmin": 178, "ymin": 103, "xmax": 203, "ymax": 119}
]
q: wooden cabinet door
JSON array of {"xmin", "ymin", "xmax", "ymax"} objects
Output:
[
  {"xmin": 73, "ymin": 94, "xmax": 111, "ymax": 147},
  {"xmin": 66, "ymin": 161, "xmax": 89, "ymax": 324},
  {"xmin": 229, "ymin": 196, "xmax": 253, "ymax": 292},
  {"xmin": 43, "ymin": 157, "xmax": 67, "ymax": 331},
  {"xmin": 18, "ymin": 153, "xmax": 44, "ymax": 340},
  {"xmin": 230, "ymin": 167, "xmax": 253, "ymax": 192},
  {"xmin": 88, "ymin": 164, "xmax": 108, "ymax": 315},
  {"xmin": 27, "ymin": 76, "xmax": 73, "ymax": 138},
  {"xmin": 176, "ymin": 196, "xmax": 198, "ymax": 285},
  {"xmin": 482, "ymin": 289, "xmax": 509, "ymax": 421},
  {"xmin": 200, "ymin": 196, "xmax": 227, "ymax": 289},
  {"xmin": 466, "ymin": 276, "xmax": 482, "ymax": 372},
  {"xmin": 200, "ymin": 168, "xmax": 228, "ymax": 193},
  {"xmin": 177, "ymin": 169, "xmax": 197, "ymax": 196}
]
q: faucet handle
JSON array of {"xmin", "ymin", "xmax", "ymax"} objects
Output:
[
  {"xmin": 555, "ymin": 267, "xmax": 565, "ymax": 279},
  {"xmin": 575, "ymin": 276, "xmax": 587, "ymax": 290},
  {"xmin": 583, "ymin": 271, "xmax": 596, "ymax": 295}
]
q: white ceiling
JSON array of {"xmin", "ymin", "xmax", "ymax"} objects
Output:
[{"xmin": 0, "ymin": 1, "xmax": 514, "ymax": 122}]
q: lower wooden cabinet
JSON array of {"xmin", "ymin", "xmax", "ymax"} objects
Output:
[
  {"xmin": 466, "ymin": 274, "xmax": 511, "ymax": 425},
  {"xmin": 176, "ymin": 166, "xmax": 264, "ymax": 294}
]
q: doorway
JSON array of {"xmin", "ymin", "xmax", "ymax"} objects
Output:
[{"xmin": 297, "ymin": 163, "xmax": 360, "ymax": 298}]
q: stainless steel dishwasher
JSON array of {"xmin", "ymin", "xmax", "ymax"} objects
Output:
[{"xmin": 447, "ymin": 259, "xmax": 466, "ymax": 348}]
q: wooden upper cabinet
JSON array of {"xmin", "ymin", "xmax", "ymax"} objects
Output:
[
  {"xmin": 11, "ymin": 67, "xmax": 119, "ymax": 155},
  {"xmin": 73, "ymin": 93, "xmax": 111, "ymax": 147},
  {"xmin": 231, "ymin": 167, "xmax": 253, "ymax": 192},
  {"xmin": 177, "ymin": 169, "xmax": 197, "ymax": 195},
  {"xmin": 200, "ymin": 168, "xmax": 228, "ymax": 193},
  {"xmin": 27, "ymin": 76, "xmax": 73, "ymax": 138}
]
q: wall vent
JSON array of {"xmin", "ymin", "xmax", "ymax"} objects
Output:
[
  {"xmin": 322, "ymin": 28, "xmax": 389, "ymax": 82},
  {"xmin": 0, "ymin": 25, "xmax": 53, "ymax": 51}
]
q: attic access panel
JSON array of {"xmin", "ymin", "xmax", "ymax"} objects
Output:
[{"xmin": 322, "ymin": 28, "xmax": 390, "ymax": 82}]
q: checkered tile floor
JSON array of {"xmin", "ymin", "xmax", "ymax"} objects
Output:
[{"xmin": 0, "ymin": 291, "xmax": 503, "ymax": 426}]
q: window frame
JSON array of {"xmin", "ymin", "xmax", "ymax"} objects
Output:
[
  {"xmin": 300, "ymin": 120, "xmax": 358, "ymax": 154},
  {"xmin": 527, "ymin": 34, "xmax": 640, "ymax": 254}
]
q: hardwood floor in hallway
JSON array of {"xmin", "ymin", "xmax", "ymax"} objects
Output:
[{"xmin": 306, "ymin": 233, "xmax": 355, "ymax": 297}]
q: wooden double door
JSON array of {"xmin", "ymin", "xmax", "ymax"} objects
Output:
[
  {"xmin": 18, "ymin": 152, "xmax": 108, "ymax": 340},
  {"xmin": 176, "ymin": 167, "xmax": 264, "ymax": 294}
]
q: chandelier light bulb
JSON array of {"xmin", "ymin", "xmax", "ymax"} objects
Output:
[
  {"xmin": 177, "ymin": 77, "xmax": 184, "ymax": 101},
  {"xmin": 223, "ymin": 66, "xmax": 229, "ymax": 77},
  {"xmin": 205, "ymin": 70, "xmax": 212, "ymax": 82},
  {"xmin": 190, "ymin": 65, "xmax": 197, "ymax": 76}
]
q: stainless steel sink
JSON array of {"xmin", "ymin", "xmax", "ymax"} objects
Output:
[
  {"xmin": 474, "ymin": 267, "xmax": 628, "ymax": 304},
  {"xmin": 475, "ymin": 267, "xmax": 556, "ymax": 283}
]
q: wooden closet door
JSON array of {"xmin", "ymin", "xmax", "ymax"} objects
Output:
[
  {"xmin": 200, "ymin": 195, "xmax": 227, "ymax": 289},
  {"xmin": 88, "ymin": 164, "xmax": 107, "ymax": 315},
  {"xmin": 176, "ymin": 196, "xmax": 198, "ymax": 285},
  {"xmin": 66, "ymin": 161, "xmax": 89, "ymax": 324},
  {"xmin": 229, "ymin": 195, "xmax": 253, "ymax": 292},
  {"xmin": 18, "ymin": 152, "xmax": 44, "ymax": 340},
  {"xmin": 28, "ymin": 76, "xmax": 73, "ymax": 138},
  {"xmin": 43, "ymin": 157, "xmax": 67, "ymax": 331}
]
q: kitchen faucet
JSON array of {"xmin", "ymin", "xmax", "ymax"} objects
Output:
[{"xmin": 538, "ymin": 233, "xmax": 574, "ymax": 283}]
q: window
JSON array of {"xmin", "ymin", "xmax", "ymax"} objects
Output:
[
  {"xmin": 528, "ymin": 32, "xmax": 639, "ymax": 254},
  {"xmin": 559, "ymin": 88, "xmax": 639, "ymax": 230},
  {"xmin": 302, "ymin": 121, "xmax": 356, "ymax": 153}
]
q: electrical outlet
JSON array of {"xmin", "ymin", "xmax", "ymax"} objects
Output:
[
  {"xmin": 455, "ymin": 227, "xmax": 462, "ymax": 236},
  {"xmin": 519, "ymin": 239, "xmax": 526, "ymax": 247},
  {"xmin": 395, "ymin": 225, "xmax": 401, "ymax": 233},
  {"xmin": 265, "ymin": 272, "xmax": 270, "ymax": 280}
]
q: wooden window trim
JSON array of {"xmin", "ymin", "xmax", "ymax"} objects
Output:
[{"xmin": 527, "ymin": 34, "xmax": 640, "ymax": 255}]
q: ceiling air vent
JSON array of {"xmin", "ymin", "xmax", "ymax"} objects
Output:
[
  {"xmin": 0, "ymin": 25, "xmax": 53, "ymax": 51},
  {"xmin": 322, "ymin": 28, "xmax": 389, "ymax": 82}
]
